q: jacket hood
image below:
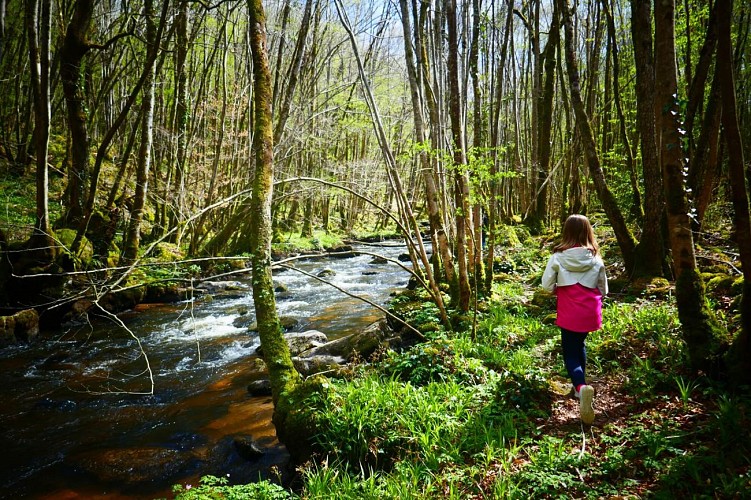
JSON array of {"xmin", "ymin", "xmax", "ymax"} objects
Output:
[{"xmin": 556, "ymin": 247, "xmax": 598, "ymax": 272}]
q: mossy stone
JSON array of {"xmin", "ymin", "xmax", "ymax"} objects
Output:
[{"xmin": 56, "ymin": 228, "xmax": 94, "ymax": 269}]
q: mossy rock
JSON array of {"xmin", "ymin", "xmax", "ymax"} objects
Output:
[
  {"xmin": 495, "ymin": 224, "xmax": 521, "ymax": 247},
  {"xmin": 513, "ymin": 225, "xmax": 533, "ymax": 244},
  {"xmin": 56, "ymin": 228, "xmax": 94, "ymax": 270},
  {"xmin": 731, "ymin": 277, "xmax": 745, "ymax": 295},
  {"xmin": 706, "ymin": 274, "xmax": 736, "ymax": 294},
  {"xmin": 631, "ymin": 277, "xmax": 672, "ymax": 298},
  {"xmin": 0, "ymin": 308, "xmax": 39, "ymax": 344},
  {"xmin": 151, "ymin": 242, "xmax": 185, "ymax": 262},
  {"xmin": 99, "ymin": 287, "xmax": 147, "ymax": 312}
]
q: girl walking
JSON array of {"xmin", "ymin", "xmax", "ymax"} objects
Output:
[{"xmin": 542, "ymin": 214, "xmax": 608, "ymax": 424}]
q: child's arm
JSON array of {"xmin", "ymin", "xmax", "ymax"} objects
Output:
[
  {"xmin": 597, "ymin": 261, "xmax": 608, "ymax": 296},
  {"xmin": 541, "ymin": 255, "xmax": 558, "ymax": 292}
]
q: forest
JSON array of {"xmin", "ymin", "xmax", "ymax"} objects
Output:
[{"xmin": 1, "ymin": 0, "xmax": 750, "ymax": 497}]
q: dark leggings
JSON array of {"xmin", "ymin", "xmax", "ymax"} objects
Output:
[{"xmin": 561, "ymin": 328, "xmax": 588, "ymax": 388}]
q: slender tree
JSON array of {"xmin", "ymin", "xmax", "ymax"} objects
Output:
[
  {"xmin": 26, "ymin": 0, "xmax": 53, "ymax": 259},
  {"xmin": 560, "ymin": 0, "xmax": 637, "ymax": 271},
  {"xmin": 121, "ymin": 0, "xmax": 158, "ymax": 264},
  {"xmin": 446, "ymin": 0, "xmax": 472, "ymax": 312},
  {"xmin": 247, "ymin": 0, "xmax": 301, "ymax": 452}
]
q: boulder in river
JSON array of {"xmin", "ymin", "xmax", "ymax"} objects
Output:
[
  {"xmin": 284, "ymin": 330, "xmax": 328, "ymax": 356},
  {"xmin": 326, "ymin": 244, "xmax": 356, "ymax": 258},
  {"xmin": 306, "ymin": 318, "xmax": 392, "ymax": 361},
  {"xmin": 254, "ymin": 329, "xmax": 325, "ymax": 357},
  {"xmin": 233, "ymin": 435, "xmax": 265, "ymax": 461},
  {"xmin": 247, "ymin": 379, "xmax": 272, "ymax": 397},
  {"xmin": 0, "ymin": 308, "xmax": 39, "ymax": 344},
  {"xmin": 197, "ymin": 280, "xmax": 246, "ymax": 293},
  {"xmin": 292, "ymin": 355, "xmax": 346, "ymax": 377},
  {"xmin": 242, "ymin": 315, "xmax": 300, "ymax": 332},
  {"xmin": 316, "ymin": 268, "xmax": 336, "ymax": 278}
]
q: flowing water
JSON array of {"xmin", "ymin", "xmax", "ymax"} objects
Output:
[{"xmin": 0, "ymin": 243, "xmax": 411, "ymax": 499}]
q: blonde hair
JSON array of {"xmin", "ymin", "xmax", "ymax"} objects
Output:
[{"xmin": 553, "ymin": 214, "xmax": 599, "ymax": 255}]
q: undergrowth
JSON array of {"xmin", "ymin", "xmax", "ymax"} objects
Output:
[{"xmin": 170, "ymin": 248, "xmax": 751, "ymax": 499}]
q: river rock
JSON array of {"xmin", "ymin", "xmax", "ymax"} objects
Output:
[
  {"xmin": 255, "ymin": 329, "xmax": 326, "ymax": 357},
  {"xmin": 317, "ymin": 268, "xmax": 336, "ymax": 278},
  {"xmin": 306, "ymin": 318, "xmax": 391, "ymax": 361},
  {"xmin": 326, "ymin": 244, "xmax": 356, "ymax": 258},
  {"xmin": 71, "ymin": 447, "xmax": 184, "ymax": 485},
  {"xmin": 273, "ymin": 281, "xmax": 289, "ymax": 293},
  {"xmin": 292, "ymin": 355, "xmax": 346, "ymax": 377},
  {"xmin": 144, "ymin": 283, "xmax": 196, "ymax": 303},
  {"xmin": 397, "ymin": 253, "xmax": 412, "ymax": 262},
  {"xmin": 369, "ymin": 255, "xmax": 388, "ymax": 264},
  {"xmin": 247, "ymin": 379, "xmax": 272, "ymax": 397},
  {"xmin": 197, "ymin": 280, "xmax": 246, "ymax": 293},
  {"xmin": 284, "ymin": 330, "xmax": 328, "ymax": 356},
  {"xmin": 0, "ymin": 308, "xmax": 39, "ymax": 345},
  {"xmin": 233, "ymin": 435, "xmax": 265, "ymax": 461},
  {"xmin": 243, "ymin": 316, "xmax": 300, "ymax": 332}
]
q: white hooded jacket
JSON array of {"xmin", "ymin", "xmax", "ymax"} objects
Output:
[{"xmin": 541, "ymin": 247, "xmax": 608, "ymax": 296}]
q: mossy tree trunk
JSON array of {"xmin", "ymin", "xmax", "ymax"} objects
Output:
[
  {"xmin": 654, "ymin": 0, "xmax": 722, "ymax": 374},
  {"xmin": 59, "ymin": 0, "xmax": 94, "ymax": 225},
  {"xmin": 716, "ymin": 0, "xmax": 751, "ymax": 385},
  {"xmin": 247, "ymin": 0, "xmax": 302, "ymax": 452}
]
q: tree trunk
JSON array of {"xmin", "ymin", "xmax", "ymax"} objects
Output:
[
  {"xmin": 121, "ymin": 0, "xmax": 157, "ymax": 264},
  {"xmin": 26, "ymin": 0, "xmax": 53, "ymax": 258},
  {"xmin": 247, "ymin": 0, "xmax": 302, "ymax": 454},
  {"xmin": 534, "ymin": 2, "xmax": 559, "ymax": 227},
  {"xmin": 654, "ymin": 0, "xmax": 721, "ymax": 374},
  {"xmin": 602, "ymin": 0, "xmax": 641, "ymax": 220},
  {"xmin": 272, "ymin": 0, "xmax": 313, "ymax": 146},
  {"xmin": 717, "ymin": 0, "xmax": 751, "ymax": 385},
  {"xmin": 630, "ymin": 0, "xmax": 666, "ymax": 278},
  {"xmin": 687, "ymin": 70, "xmax": 722, "ymax": 229},
  {"xmin": 0, "ymin": 0, "xmax": 6, "ymax": 66},
  {"xmin": 560, "ymin": 0, "xmax": 637, "ymax": 271},
  {"xmin": 171, "ymin": 0, "xmax": 189, "ymax": 245},
  {"xmin": 446, "ymin": 0, "xmax": 472, "ymax": 313},
  {"xmin": 59, "ymin": 0, "xmax": 94, "ymax": 225}
]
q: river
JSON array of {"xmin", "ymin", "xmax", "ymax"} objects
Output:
[{"xmin": 0, "ymin": 243, "xmax": 411, "ymax": 499}]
